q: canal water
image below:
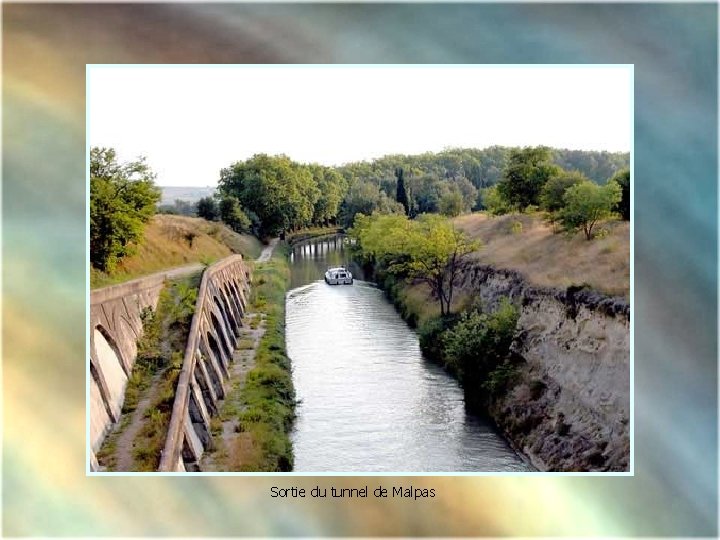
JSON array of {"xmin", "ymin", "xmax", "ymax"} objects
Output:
[{"xmin": 286, "ymin": 235, "xmax": 531, "ymax": 472}]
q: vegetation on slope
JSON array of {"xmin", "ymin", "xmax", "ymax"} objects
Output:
[
  {"xmin": 454, "ymin": 212, "xmax": 629, "ymax": 297},
  {"xmin": 91, "ymin": 215, "xmax": 262, "ymax": 288},
  {"xmin": 228, "ymin": 246, "xmax": 295, "ymax": 471}
]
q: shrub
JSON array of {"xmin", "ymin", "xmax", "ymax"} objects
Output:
[
  {"xmin": 442, "ymin": 298, "xmax": 519, "ymax": 391},
  {"xmin": 610, "ymin": 168, "xmax": 630, "ymax": 220},
  {"xmin": 481, "ymin": 186, "xmax": 513, "ymax": 216},
  {"xmin": 540, "ymin": 170, "xmax": 588, "ymax": 212},
  {"xmin": 483, "ymin": 362, "xmax": 520, "ymax": 396},
  {"xmin": 418, "ymin": 315, "xmax": 459, "ymax": 364},
  {"xmin": 559, "ymin": 180, "xmax": 621, "ymax": 240}
]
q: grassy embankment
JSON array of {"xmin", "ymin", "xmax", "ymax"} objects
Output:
[
  {"xmin": 91, "ymin": 214, "xmax": 262, "ymax": 289},
  {"xmin": 214, "ymin": 245, "xmax": 296, "ymax": 471},
  {"xmin": 394, "ymin": 212, "xmax": 629, "ymax": 327},
  {"xmin": 96, "ymin": 273, "xmax": 200, "ymax": 471}
]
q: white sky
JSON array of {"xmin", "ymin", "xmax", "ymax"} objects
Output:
[{"xmin": 89, "ymin": 66, "xmax": 632, "ymax": 187}]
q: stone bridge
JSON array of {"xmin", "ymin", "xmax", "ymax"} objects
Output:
[{"xmin": 159, "ymin": 255, "xmax": 252, "ymax": 471}]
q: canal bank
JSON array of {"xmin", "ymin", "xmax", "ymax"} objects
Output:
[
  {"xmin": 286, "ymin": 235, "xmax": 531, "ymax": 472},
  {"xmin": 202, "ymin": 242, "xmax": 296, "ymax": 472},
  {"xmin": 359, "ymin": 250, "xmax": 630, "ymax": 472}
]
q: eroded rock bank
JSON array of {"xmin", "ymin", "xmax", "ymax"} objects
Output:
[{"xmin": 459, "ymin": 265, "xmax": 630, "ymax": 471}]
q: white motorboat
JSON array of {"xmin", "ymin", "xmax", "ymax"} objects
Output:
[{"xmin": 324, "ymin": 266, "xmax": 353, "ymax": 285}]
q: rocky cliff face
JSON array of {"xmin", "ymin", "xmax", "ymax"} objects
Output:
[{"xmin": 459, "ymin": 265, "xmax": 630, "ymax": 472}]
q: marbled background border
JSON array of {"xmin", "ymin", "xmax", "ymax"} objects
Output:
[{"xmin": 3, "ymin": 3, "xmax": 717, "ymax": 537}]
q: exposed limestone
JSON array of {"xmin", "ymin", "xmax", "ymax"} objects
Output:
[{"xmin": 460, "ymin": 265, "xmax": 630, "ymax": 472}]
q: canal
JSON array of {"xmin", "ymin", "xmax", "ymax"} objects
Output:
[{"xmin": 286, "ymin": 235, "xmax": 531, "ymax": 472}]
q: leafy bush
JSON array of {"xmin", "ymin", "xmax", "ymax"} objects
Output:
[
  {"xmin": 559, "ymin": 180, "xmax": 621, "ymax": 240},
  {"xmin": 219, "ymin": 196, "xmax": 252, "ymax": 233},
  {"xmin": 539, "ymin": 170, "xmax": 588, "ymax": 212},
  {"xmin": 610, "ymin": 168, "xmax": 630, "ymax": 220},
  {"xmin": 484, "ymin": 362, "xmax": 520, "ymax": 396},
  {"xmin": 481, "ymin": 185, "xmax": 513, "ymax": 216},
  {"xmin": 441, "ymin": 298, "xmax": 519, "ymax": 390},
  {"xmin": 418, "ymin": 315, "xmax": 459, "ymax": 364}
]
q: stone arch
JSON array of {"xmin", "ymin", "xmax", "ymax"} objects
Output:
[
  {"xmin": 95, "ymin": 324, "xmax": 130, "ymax": 376},
  {"xmin": 230, "ymin": 280, "xmax": 246, "ymax": 312},
  {"xmin": 201, "ymin": 334, "xmax": 226, "ymax": 393},
  {"xmin": 207, "ymin": 329, "xmax": 229, "ymax": 372},
  {"xmin": 213, "ymin": 292, "xmax": 237, "ymax": 340},
  {"xmin": 193, "ymin": 357, "xmax": 218, "ymax": 415},
  {"xmin": 93, "ymin": 325, "xmax": 128, "ymax": 420},
  {"xmin": 210, "ymin": 310, "xmax": 233, "ymax": 362},
  {"xmin": 222, "ymin": 283, "xmax": 242, "ymax": 325}
]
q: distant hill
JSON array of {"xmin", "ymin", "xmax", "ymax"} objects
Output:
[{"xmin": 159, "ymin": 186, "xmax": 215, "ymax": 205}]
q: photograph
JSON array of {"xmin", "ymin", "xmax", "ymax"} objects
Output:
[
  {"xmin": 5, "ymin": 2, "xmax": 719, "ymax": 537},
  {"xmin": 88, "ymin": 65, "xmax": 631, "ymax": 474}
]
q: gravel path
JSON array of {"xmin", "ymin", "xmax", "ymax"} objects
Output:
[{"xmin": 257, "ymin": 238, "xmax": 279, "ymax": 262}]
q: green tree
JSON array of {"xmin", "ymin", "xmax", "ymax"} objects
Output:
[
  {"xmin": 395, "ymin": 167, "xmax": 411, "ymax": 216},
  {"xmin": 310, "ymin": 165, "xmax": 346, "ymax": 226},
  {"xmin": 454, "ymin": 177, "xmax": 479, "ymax": 212},
  {"xmin": 407, "ymin": 174, "xmax": 443, "ymax": 214},
  {"xmin": 442, "ymin": 299, "xmax": 519, "ymax": 389},
  {"xmin": 559, "ymin": 180, "xmax": 622, "ymax": 240},
  {"xmin": 497, "ymin": 146, "xmax": 561, "ymax": 211},
  {"xmin": 219, "ymin": 196, "xmax": 251, "ymax": 233},
  {"xmin": 540, "ymin": 170, "xmax": 588, "ymax": 212},
  {"xmin": 439, "ymin": 189, "xmax": 464, "ymax": 217},
  {"xmin": 610, "ymin": 168, "xmax": 630, "ymax": 220},
  {"xmin": 352, "ymin": 213, "xmax": 479, "ymax": 316},
  {"xmin": 197, "ymin": 196, "xmax": 218, "ymax": 221},
  {"xmin": 90, "ymin": 147, "xmax": 161, "ymax": 272},
  {"xmin": 480, "ymin": 185, "xmax": 512, "ymax": 216},
  {"xmin": 218, "ymin": 154, "xmax": 320, "ymax": 237},
  {"xmin": 339, "ymin": 180, "xmax": 403, "ymax": 228}
]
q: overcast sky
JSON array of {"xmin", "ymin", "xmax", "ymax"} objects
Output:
[{"xmin": 89, "ymin": 66, "xmax": 632, "ymax": 187}]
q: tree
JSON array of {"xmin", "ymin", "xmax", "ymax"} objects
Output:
[
  {"xmin": 218, "ymin": 154, "xmax": 320, "ymax": 237},
  {"xmin": 395, "ymin": 167, "xmax": 411, "ymax": 216},
  {"xmin": 157, "ymin": 199, "xmax": 196, "ymax": 216},
  {"xmin": 407, "ymin": 174, "xmax": 443, "ymax": 214},
  {"xmin": 352, "ymin": 213, "xmax": 479, "ymax": 316},
  {"xmin": 219, "ymin": 196, "xmax": 251, "ymax": 233},
  {"xmin": 559, "ymin": 180, "xmax": 622, "ymax": 240},
  {"xmin": 540, "ymin": 170, "xmax": 588, "ymax": 212},
  {"xmin": 197, "ymin": 196, "xmax": 218, "ymax": 221},
  {"xmin": 439, "ymin": 189, "xmax": 464, "ymax": 217},
  {"xmin": 453, "ymin": 177, "xmax": 478, "ymax": 212},
  {"xmin": 311, "ymin": 165, "xmax": 346, "ymax": 226},
  {"xmin": 480, "ymin": 186, "xmax": 512, "ymax": 216},
  {"xmin": 497, "ymin": 146, "xmax": 561, "ymax": 211},
  {"xmin": 90, "ymin": 147, "xmax": 161, "ymax": 272},
  {"xmin": 610, "ymin": 168, "xmax": 630, "ymax": 220},
  {"xmin": 339, "ymin": 180, "xmax": 404, "ymax": 228}
]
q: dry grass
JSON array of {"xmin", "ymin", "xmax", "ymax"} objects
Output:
[
  {"xmin": 91, "ymin": 215, "xmax": 262, "ymax": 288},
  {"xmin": 228, "ymin": 432, "xmax": 262, "ymax": 470},
  {"xmin": 453, "ymin": 212, "xmax": 630, "ymax": 297}
]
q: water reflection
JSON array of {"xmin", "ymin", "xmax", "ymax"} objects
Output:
[
  {"xmin": 287, "ymin": 236, "xmax": 531, "ymax": 472},
  {"xmin": 289, "ymin": 235, "xmax": 362, "ymax": 289}
]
